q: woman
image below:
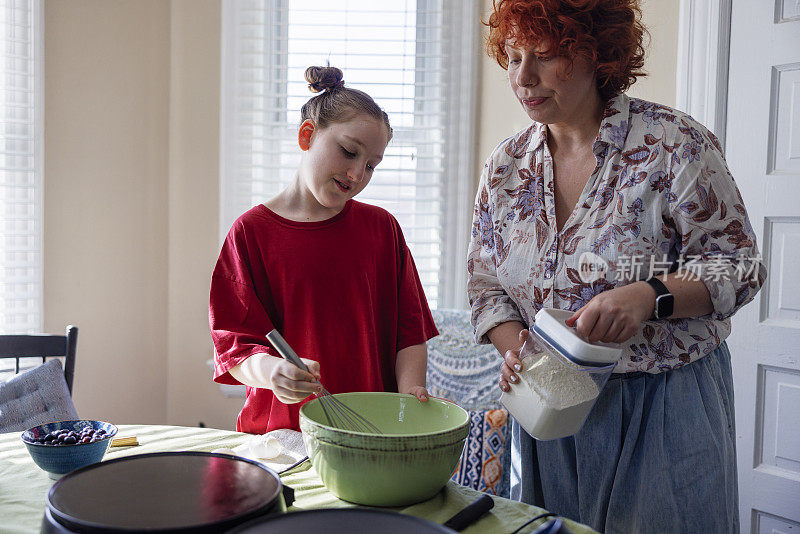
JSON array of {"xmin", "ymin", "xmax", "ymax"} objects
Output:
[{"xmin": 467, "ymin": 1, "xmax": 765, "ymax": 532}]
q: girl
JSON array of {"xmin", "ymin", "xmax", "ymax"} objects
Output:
[{"xmin": 210, "ymin": 66, "xmax": 437, "ymax": 433}]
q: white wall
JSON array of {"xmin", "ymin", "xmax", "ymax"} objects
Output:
[
  {"xmin": 44, "ymin": 0, "xmax": 170, "ymax": 424},
  {"xmin": 166, "ymin": 0, "xmax": 244, "ymax": 429},
  {"xmin": 43, "ymin": 0, "xmax": 680, "ymax": 430}
]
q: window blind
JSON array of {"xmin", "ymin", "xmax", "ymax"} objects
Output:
[
  {"xmin": 0, "ymin": 0, "xmax": 42, "ymax": 334},
  {"xmin": 221, "ymin": 0, "xmax": 478, "ymax": 309}
]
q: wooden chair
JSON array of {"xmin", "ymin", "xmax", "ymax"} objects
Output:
[{"xmin": 0, "ymin": 326, "xmax": 78, "ymax": 395}]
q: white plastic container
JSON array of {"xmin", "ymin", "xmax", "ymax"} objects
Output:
[{"xmin": 500, "ymin": 308, "xmax": 622, "ymax": 440}]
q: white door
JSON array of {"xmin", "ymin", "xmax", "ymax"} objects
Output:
[{"xmin": 726, "ymin": 0, "xmax": 800, "ymax": 531}]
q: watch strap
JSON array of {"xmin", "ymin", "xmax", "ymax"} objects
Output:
[
  {"xmin": 645, "ymin": 277, "xmax": 673, "ymax": 319},
  {"xmin": 645, "ymin": 277, "xmax": 669, "ymax": 297}
]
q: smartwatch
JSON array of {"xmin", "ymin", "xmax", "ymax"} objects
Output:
[{"xmin": 645, "ymin": 277, "xmax": 674, "ymax": 320}]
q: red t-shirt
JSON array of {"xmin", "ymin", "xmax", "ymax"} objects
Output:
[{"xmin": 209, "ymin": 200, "xmax": 438, "ymax": 433}]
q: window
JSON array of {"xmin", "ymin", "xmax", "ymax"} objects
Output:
[
  {"xmin": 220, "ymin": 0, "xmax": 478, "ymax": 309},
  {"xmin": 0, "ymin": 0, "xmax": 43, "ymax": 334}
]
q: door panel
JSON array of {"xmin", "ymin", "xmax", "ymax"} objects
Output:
[
  {"xmin": 726, "ymin": 0, "xmax": 800, "ymax": 530},
  {"xmin": 767, "ymin": 63, "xmax": 800, "ymax": 175}
]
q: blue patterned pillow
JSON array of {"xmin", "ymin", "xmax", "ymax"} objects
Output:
[
  {"xmin": 426, "ymin": 309, "xmax": 510, "ymax": 498},
  {"xmin": 426, "ymin": 309, "xmax": 501, "ymax": 410},
  {"xmin": 450, "ymin": 409, "xmax": 510, "ymax": 497}
]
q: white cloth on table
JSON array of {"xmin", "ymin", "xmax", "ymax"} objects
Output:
[{"xmin": 212, "ymin": 428, "xmax": 307, "ymax": 473}]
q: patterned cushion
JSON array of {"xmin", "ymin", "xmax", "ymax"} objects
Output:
[
  {"xmin": 427, "ymin": 309, "xmax": 501, "ymax": 410},
  {"xmin": 450, "ymin": 408, "xmax": 510, "ymax": 496},
  {"xmin": 0, "ymin": 359, "xmax": 78, "ymax": 433},
  {"xmin": 427, "ymin": 309, "xmax": 510, "ymax": 498}
]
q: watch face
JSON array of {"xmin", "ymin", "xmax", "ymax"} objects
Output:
[{"xmin": 656, "ymin": 294, "xmax": 675, "ymax": 318}]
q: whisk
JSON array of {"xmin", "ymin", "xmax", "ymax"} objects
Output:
[{"xmin": 266, "ymin": 329, "xmax": 382, "ymax": 434}]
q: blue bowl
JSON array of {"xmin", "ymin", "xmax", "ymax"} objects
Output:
[{"xmin": 21, "ymin": 420, "xmax": 118, "ymax": 477}]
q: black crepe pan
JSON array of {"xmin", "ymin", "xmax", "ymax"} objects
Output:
[
  {"xmin": 41, "ymin": 452, "xmax": 286, "ymax": 533},
  {"xmin": 228, "ymin": 508, "xmax": 454, "ymax": 533},
  {"xmin": 228, "ymin": 493, "xmax": 496, "ymax": 533}
]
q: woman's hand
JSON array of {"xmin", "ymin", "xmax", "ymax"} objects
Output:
[
  {"xmin": 499, "ymin": 329, "xmax": 529, "ymax": 393},
  {"xmin": 566, "ymin": 281, "xmax": 655, "ymax": 343},
  {"xmin": 402, "ymin": 385, "xmax": 430, "ymax": 402},
  {"xmin": 269, "ymin": 358, "xmax": 322, "ymax": 404}
]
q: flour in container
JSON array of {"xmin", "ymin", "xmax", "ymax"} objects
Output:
[
  {"xmin": 500, "ymin": 308, "xmax": 622, "ymax": 440},
  {"xmin": 501, "ymin": 350, "xmax": 603, "ymax": 440},
  {"xmin": 524, "ymin": 352, "xmax": 600, "ymax": 410}
]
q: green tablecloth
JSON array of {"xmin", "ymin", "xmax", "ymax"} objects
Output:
[{"xmin": 0, "ymin": 424, "xmax": 597, "ymax": 534}]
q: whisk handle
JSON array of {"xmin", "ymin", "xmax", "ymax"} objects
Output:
[{"xmin": 266, "ymin": 329, "xmax": 310, "ymax": 372}]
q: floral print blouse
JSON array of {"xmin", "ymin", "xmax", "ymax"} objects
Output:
[{"xmin": 467, "ymin": 93, "xmax": 766, "ymax": 373}]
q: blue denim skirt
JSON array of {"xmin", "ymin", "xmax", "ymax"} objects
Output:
[{"xmin": 510, "ymin": 342, "xmax": 738, "ymax": 533}]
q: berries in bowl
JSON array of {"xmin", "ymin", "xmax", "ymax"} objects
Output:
[{"xmin": 21, "ymin": 420, "xmax": 118, "ymax": 478}]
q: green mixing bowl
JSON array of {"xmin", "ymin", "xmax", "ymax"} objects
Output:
[{"xmin": 299, "ymin": 392, "xmax": 469, "ymax": 507}]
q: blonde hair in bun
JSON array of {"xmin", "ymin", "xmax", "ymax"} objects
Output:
[{"xmin": 300, "ymin": 65, "xmax": 392, "ymax": 139}]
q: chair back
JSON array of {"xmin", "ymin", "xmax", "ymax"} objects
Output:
[{"xmin": 0, "ymin": 326, "xmax": 78, "ymax": 394}]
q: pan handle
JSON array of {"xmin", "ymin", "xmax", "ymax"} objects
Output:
[{"xmin": 442, "ymin": 494, "xmax": 494, "ymax": 531}]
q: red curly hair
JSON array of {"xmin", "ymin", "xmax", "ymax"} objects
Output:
[{"xmin": 485, "ymin": 0, "xmax": 648, "ymax": 100}]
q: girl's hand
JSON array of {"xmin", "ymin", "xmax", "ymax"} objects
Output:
[
  {"xmin": 402, "ymin": 385, "xmax": 430, "ymax": 402},
  {"xmin": 565, "ymin": 281, "xmax": 655, "ymax": 343},
  {"xmin": 499, "ymin": 329, "xmax": 529, "ymax": 393},
  {"xmin": 269, "ymin": 358, "xmax": 322, "ymax": 404}
]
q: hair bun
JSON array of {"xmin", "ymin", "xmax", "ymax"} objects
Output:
[{"xmin": 305, "ymin": 66, "xmax": 345, "ymax": 93}]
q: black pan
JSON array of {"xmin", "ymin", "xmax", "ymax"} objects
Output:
[
  {"xmin": 42, "ymin": 452, "xmax": 285, "ymax": 533},
  {"xmin": 229, "ymin": 493, "xmax": 495, "ymax": 533},
  {"xmin": 229, "ymin": 508, "xmax": 456, "ymax": 533}
]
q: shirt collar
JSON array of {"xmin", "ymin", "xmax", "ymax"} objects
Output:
[
  {"xmin": 527, "ymin": 122, "xmax": 547, "ymax": 154},
  {"xmin": 594, "ymin": 93, "xmax": 630, "ymax": 151}
]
